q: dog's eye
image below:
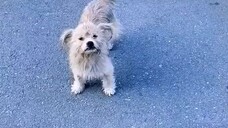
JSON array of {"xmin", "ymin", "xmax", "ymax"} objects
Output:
[
  {"xmin": 93, "ymin": 34, "xmax": 98, "ymax": 38},
  {"xmin": 79, "ymin": 37, "xmax": 84, "ymax": 41}
]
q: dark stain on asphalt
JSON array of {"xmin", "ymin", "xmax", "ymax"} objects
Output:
[{"xmin": 209, "ymin": 2, "xmax": 220, "ymax": 5}]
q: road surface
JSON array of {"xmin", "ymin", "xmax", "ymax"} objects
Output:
[{"xmin": 0, "ymin": 0, "xmax": 228, "ymax": 127}]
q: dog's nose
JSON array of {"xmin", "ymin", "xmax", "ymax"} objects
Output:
[{"xmin": 87, "ymin": 41, "xmax": 95, "ymax": 49}]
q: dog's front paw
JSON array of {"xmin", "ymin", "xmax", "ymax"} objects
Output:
[
  {"xmin": 71, "ymin": 84, "xmax": 84, "ymax": 95},
  {"xmin": 103, "ymin": 87, "xmax": 116, "ymax": 96}
]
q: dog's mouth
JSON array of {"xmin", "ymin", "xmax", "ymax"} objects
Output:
[
  {"xmin": 85, "ymin": 47, "xmax": 95, "ymax": 51},
  {"xmin": 84, "ymin": 47, "xmax": 100, "ymax": 54}
]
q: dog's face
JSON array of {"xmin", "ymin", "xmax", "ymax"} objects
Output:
[{"xmin": 61, "ymin": 22, "xmax": 113, "ymax": 55}]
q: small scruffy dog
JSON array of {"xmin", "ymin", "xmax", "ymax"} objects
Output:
[{"xmin": 60, "ymin": 0, "xmax": 121, "ymax": 96}]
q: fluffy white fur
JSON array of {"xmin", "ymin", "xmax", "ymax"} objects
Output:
[{"xmin": 60, "ymin": 0, "xmax": 121, "ymax": 96}]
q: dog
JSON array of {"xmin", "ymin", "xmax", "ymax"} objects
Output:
[{"xmin": 60, "ymin": 0, "xmax": 121, "ymax": 96}]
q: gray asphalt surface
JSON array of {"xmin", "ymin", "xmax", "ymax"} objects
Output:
[{"xmin": 1, "ymin": 0, "xmax": 228, "ymax": 127}]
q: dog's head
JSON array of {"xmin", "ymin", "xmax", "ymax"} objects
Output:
[{"xmin": 61, "ymin": 22, "xmax": 113, "ymax": 55}]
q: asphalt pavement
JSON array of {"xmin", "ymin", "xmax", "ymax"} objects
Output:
[{"xmin": 0, "ymin": 0, "xmax": 228, "ymax": 127}]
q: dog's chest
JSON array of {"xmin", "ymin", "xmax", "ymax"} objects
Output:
[{"xmin": 78, "ymin": 58, "xmax": 104, "ymax": 80}]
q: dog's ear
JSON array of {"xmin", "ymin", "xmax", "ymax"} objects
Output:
[
  {"xmin": 60, "ymin": 29, "xmax": 74, "ymax": 49},
  {"xmin": 98, "ymin": 23, "xmax": 113, "ymax": 41}
]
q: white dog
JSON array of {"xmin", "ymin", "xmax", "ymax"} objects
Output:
[{"xmin": 60, "ymin": 0, "xmax": 121, "ymax": 96}]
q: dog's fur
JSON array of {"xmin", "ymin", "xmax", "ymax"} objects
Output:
[{"xmin": 60, "ymin": 0, "xmax": 121, "ymax": 96}]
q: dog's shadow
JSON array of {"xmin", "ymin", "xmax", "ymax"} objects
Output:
[{"xmin": 109, "ymin": 24, "xmax": 192, "ymax": 95}]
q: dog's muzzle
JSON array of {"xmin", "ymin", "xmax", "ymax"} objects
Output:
[{"xmin": 84, "ymin": 41, "xmax": 100, "ymax": 54}]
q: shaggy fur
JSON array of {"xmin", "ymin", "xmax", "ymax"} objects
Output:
[{"xmin": 60, "ymin": 0, "xmax": 121, "ymax": 96}]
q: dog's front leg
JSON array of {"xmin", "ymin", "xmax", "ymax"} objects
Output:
[
  {"xmin": 71, "ymin": 74, "xmax": 85, "ymax": 95},
  {"xmin": 102, "ymin": 73, "xmax": 116, "ymax": 96}
]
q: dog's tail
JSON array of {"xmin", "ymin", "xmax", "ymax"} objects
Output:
[{"xmin": 100, "ymin": 0, "xmax": 115, "ymax": 4}]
